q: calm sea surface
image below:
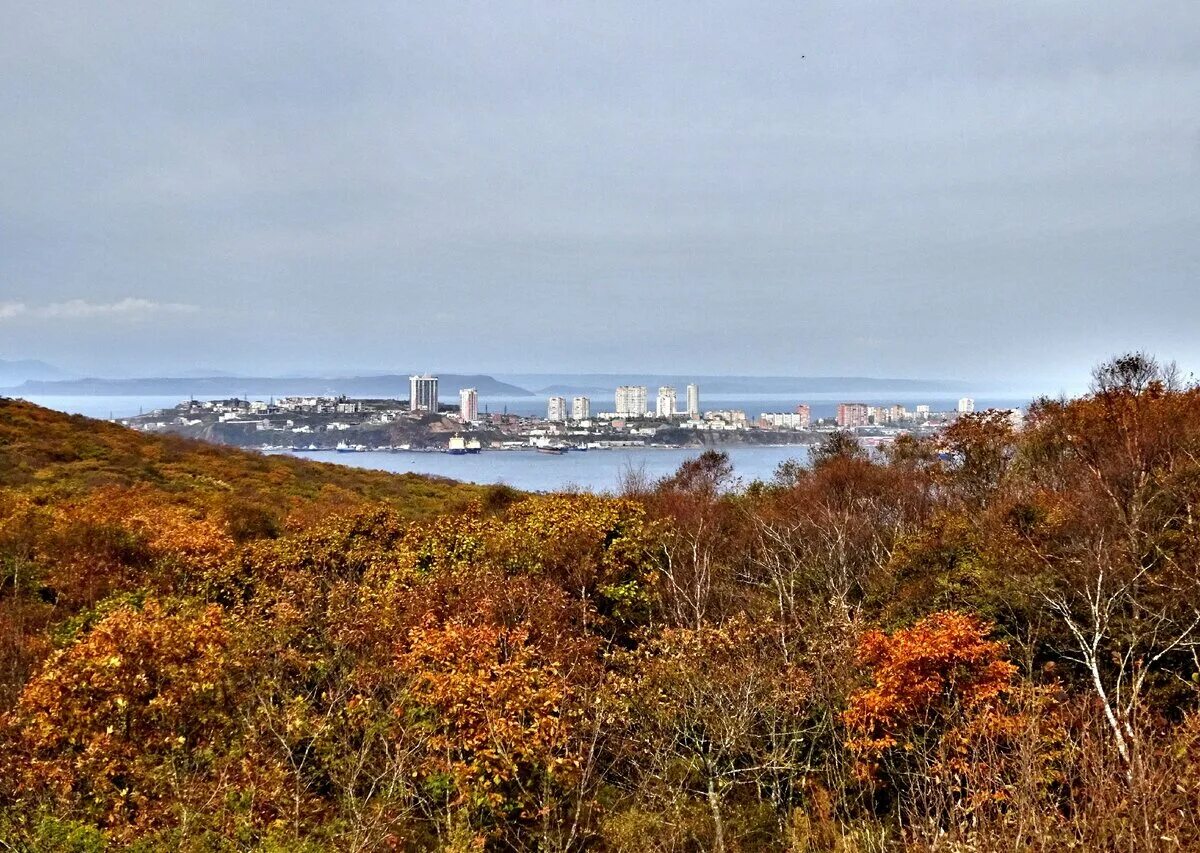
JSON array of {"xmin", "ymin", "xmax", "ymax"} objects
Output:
[{"xmin": 280, "ymin": 445, "xmax": 812, "ymax": 493}]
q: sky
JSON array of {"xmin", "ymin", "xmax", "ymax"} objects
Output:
[{"xmin": 1, "ymin": 2, "xmax": 1198, "ymax": 391}]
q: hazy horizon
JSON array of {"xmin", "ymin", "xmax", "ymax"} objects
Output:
[
  {"xmin": 0, "ymin": 357, "xmax": 1181, "ymax": 401},
  {"xmin": 2, "ymin": 3, "xmax": 1198, "ymax": 387},
  {"xmin": 0, "ymin": 361, "xmax": 1058, "ymax": 400}
]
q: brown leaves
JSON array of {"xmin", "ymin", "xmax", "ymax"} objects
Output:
[
  {"xmin": 398, "ymin": 616, "xmax": 591, "ymax": 825},
  {"xmin": 844, "ymin": 611, "xmax": 1017, "ymax": 774},
  {"xmin": 3, "ymin": 599, "xmax": 239, "ymax": 834}
]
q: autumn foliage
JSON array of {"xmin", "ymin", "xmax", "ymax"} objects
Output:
[
  {"xmin": 399, "ymin": 618, "xmax": 588, "ymax": 825},
  {"xmin": 2, "ymin": 354, "xmax": 1200, "ymax": 850},
  {"xmin": 6, "ymin": 600, "xmax": 240, "ymax": 835},
  {"xmin": 845, "ymin": 611, "xmax": 1018, "ymax": 776}
]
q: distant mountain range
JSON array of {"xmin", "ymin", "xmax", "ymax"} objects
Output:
[
  {"xmin": 535, "ymin": 384, "xmax": 614, "ymax": 395},
  {"xmin": 2, "ymin": 374, "xmax": 534, "ymax": 398},
  {"xmin": 2, "ymin": 370, "xmax": 993, "ymax": 401},
  {"xmin": 0, "ymin": 358, "xmax": 69, "ymax": 386},
  {"xmin": 501, "ymin": 373, "xmax": 977, "ymax": 396}
]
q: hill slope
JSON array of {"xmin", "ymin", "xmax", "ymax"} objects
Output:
[
  {"xmin": 0, "ymin": 358, "xmax": 67, "ymax": 385},
  {"xmin": 0, "ymin": 397, "xmax": 486, "ymax": 513}
]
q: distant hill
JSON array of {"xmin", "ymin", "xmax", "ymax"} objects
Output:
[
  {"xmin": 536, "ymin": 384, "xmax": 613, "ymax": 395},
  {"xmin": 2, "ymin": 373, "xmax": 533, "ymax": 398},
  {"xmin": 0, "ymin": 358, "xmax": 68, "ymax": 385},
  {"xmin": 176, "ymin": 367, "xmax": 242, "ymax": 378}
]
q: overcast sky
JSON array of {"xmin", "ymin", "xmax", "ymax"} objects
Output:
[{"xmin": 1, "ymin": 2, "xmax": 1198, "ymax": 389}]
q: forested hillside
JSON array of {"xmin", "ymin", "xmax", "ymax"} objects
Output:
[
  {"xmin": 1, "ymin": 355, "xmax": 1199, "ymax": 851},
  {"xmin": 0, "ymin": 400, "xmax": 490, "ymax": 510}
]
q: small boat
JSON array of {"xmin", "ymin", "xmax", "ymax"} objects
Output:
[{"xmin": 537, "ymin": 445, "xmax": 567, "ymax": 455}]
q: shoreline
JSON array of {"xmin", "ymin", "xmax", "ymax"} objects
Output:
[{"xmin": 269, "ymin": 441, "xmax": 816, "ymax": 455}]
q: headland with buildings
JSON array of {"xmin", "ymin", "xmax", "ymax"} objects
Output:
[{"xmin": 117, "ymin": 374, "xmax": 1018, "ymax": 455}]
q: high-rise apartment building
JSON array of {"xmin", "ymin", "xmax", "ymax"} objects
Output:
[
  {"xmin": 794, "ymin": 404, "xmax": 811, "ymax": 429},
  {"xmin": 547, "ymin": 396, "xmax": 568, "ymax": 422},
  {"xmin": 656, "ymin": 386, "xmax": 677, "ymax": 418},
  {"xmin": 615, "ymin": 385, "xmax": 648, "ymax": 417},
  {"xmin": 915, "ymin": 404, "xmax": 931, "ymax": 419},
  {"xmin": 958, "ymin": 397, "xmax": 975, "ymax": 414},
  {"xmin": 572, "ymin": 396, "xmax": 590, "ymax": 421},
  {"xmin": 459, "ymin": 388, "xmax": 478, "ymax": 422},
  {"xmin": 686, "ymin": 383, "xmax": 700, "ymax": 418},
  {"xmin": 409, "ymin": 374, "xmax": 439, "ymax": 413},
  {"xmin": 837, "ymin": 402, "xmax": 870, "ymax": 428}
]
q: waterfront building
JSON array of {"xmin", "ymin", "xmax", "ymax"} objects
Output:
[
  {"xmin": 837, "ymin": 402, "xmax": 870, "ymax": 428},
  {"xmin": 794, "ymin": 404, "xmax": 811, "ymax": 429},
  {"xmin": 958, "ymin": 397, "xmax": 975, "ymax": 414},
  {"xmin": 656, "ymin": 386, "xmax": 677, "ymax": 418},
  {"xmin": 686, "ymin": 383, "xmax": 700, "ymax": 418},
  {"xmin": 615, "ymin": 385, "xmax": 648, "ymax": 417},
  {"xmin": 459, "ymin": 387, "xmax": 478, "ymax": 422},
  {"xmin": 761, "ymin": 412, "xmax": 808, "ymax": 429},
  {"xmin": 547, "ymin": 396, "xmax": 568, "ymax": 422},
  {"xmin": 572, "ymin": 396, "xmax": 590, "ymax": 421},
  {"xmin": 409, "ymin": 374, "xmax": 439, "ymax": 413},
  {"xmin": 704, "ymin": 409, "xmax": 748, "ymax": 429}
]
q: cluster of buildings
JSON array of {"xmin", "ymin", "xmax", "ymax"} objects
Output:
[
  {"xmin": 452, "ymin": 382, "xmax": 708, "ymax": 427},
  {"xmin": 834, "ymin": 397, "xmax": 976, "ymax": 428},
  {"xmin": 176, "ymin": 396, "xmax": 365, "ymax": 418},
  {"xmin": 538, "ymin": 383, "xmax": 709, "ymax": 424},
  {"xmin": 432, "ymin": 374, "xmax": 992, "ymax": 437},
  {"xmin": 529, "ymin": 384, "xmax": 705, "ymax": 422},
  {"xmin": 121, "ymin": 371, "xmax": 1014, "ymax": 454},
  {"xmin": 597, "ymin": 383, "xmax": 702, "ymax": 420},
  {"xmin": 451, "ymin": 380, "xmax": 768, "ymax": 443},
  {"xmin": 462, "ymin": 378, "xmax": 994, "ymax": 439}
]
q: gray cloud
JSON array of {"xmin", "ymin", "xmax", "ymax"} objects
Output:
[{"xmin": 1, "ymin": 1, "xmax": 1198, "ymax": 387}]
